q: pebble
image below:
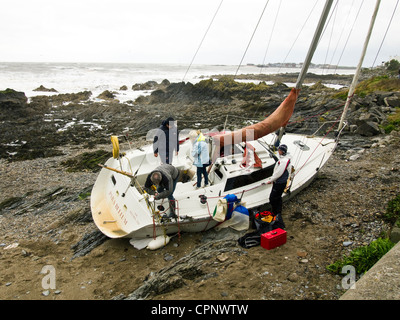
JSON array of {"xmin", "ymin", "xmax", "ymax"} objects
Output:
[
  {"xmin": 21, "ymin": 249, "xmax": 30, "ymax": 257},
  {"xmin": 287, "ymin": 273, "xmax": 299, "ymax": 282},
  {"xmin": 216, "ymin": 253, "xmax": 229, "ymax": 262},
  {"xmin": 42, "ymin": 290, "xmax": 50, "ymax": 296},
  {"xmin": 343, "ymin": 241, "xmax": 353, "ymax": 247},
  {"xmin": 297, "ymin": 250, "xmax": 308, "ymax": 258},
  {"xmin": 4, "ymin": 243, "xmax": 19, "ymax": 250},
  {"xmin": 164, "ymin": 253, "xmax": 173, "ymax": 261},
  {"xmin": 349, "ymin": 154, "xmax": 360, "ymax": 161}
]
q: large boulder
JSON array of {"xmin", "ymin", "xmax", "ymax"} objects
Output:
[
  {"xmin": 132, "ymin": 81, "xmax": 159, "ymax": 91},
  {"xmin": 384, "ymin": 95, "xmax": 400, "ymax": 108},
  {"xmin": 132, "ymin": 79, "xmax": 171, "ymax": 91},
  {"xmin": 0, "ymin": 88, "xmax": 28, "ymax": 109},
  {"xmin": 97, "ymin": 90, "xmax": 116, "ymax": 100},
  {"xmin": 355, "ymin": 120, "xmax": 382, "ymax": 136},
  {"xmin": 33, "ymin": 85, "xmax": 58, "ymax": 92},
  {"xmin": 0, "ymin": 89, "xmax": 30, "ymax": 122}
]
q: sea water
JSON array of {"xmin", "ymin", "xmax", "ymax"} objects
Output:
[{"xmin": 0, "ymin": 62, "xmax": 355, "ymax": 102}]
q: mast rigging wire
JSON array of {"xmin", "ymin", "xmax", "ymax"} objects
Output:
[
  {"xmin": 315, "ymin": 0, "xmax": 338, "ymax": 54},
  {"xmin": 260, "ymin": 0, "xmax": 281, "ymax": 74},
  {"xmin": 277, "ymin": 0, "xmax": 318, "ymax": 73},
  {"xmin": 334, "ymin": 0, "xmax": 365, "ymax": 73},
  {"xmin": 182, "ymin": 0, "xmax": 224, "ymax": 82},
  {"xmin": 325, "ymin": 0, "xmax": 355, "ymax": 73},
  {"xmin": 322, "ymin": 0, "xmax": 339, "ymax": 72},
  {"xmin": 371, "ymin": 0, "xmax": 399, "ymax": 68},
  {"xmin": 235, "ymin": 0, "xmax": 270, "ymax": 78}
]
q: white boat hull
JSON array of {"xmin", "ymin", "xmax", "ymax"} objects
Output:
[{"xmin": 91, "ymin": 132, "xmax": 336, "ymax": 240}]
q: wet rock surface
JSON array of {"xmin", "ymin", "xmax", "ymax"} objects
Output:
[{"xmin": 0, "ymin": 75, "xmax": 399, "ymax": 300}]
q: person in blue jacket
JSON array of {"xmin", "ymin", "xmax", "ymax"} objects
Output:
[{"xmin": 189, "ymin": 130, "xmax": 210, "ymax": 189}]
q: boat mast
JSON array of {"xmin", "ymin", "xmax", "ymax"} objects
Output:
[
  {"xmin": 338, "ymin": 0, "xmax": 381, "ymax": 131},
  {"xmin": 295, "ymin": 0, "xmax": 334, "ymax": 89},
  {"xmin": 275, "ymin": 0, "xmax": 333, "ymax": 145}
]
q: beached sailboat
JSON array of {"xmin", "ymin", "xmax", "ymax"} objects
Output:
[{"xmin": 90, "ymin": 0, "xmax": 381, "ymax": 249}]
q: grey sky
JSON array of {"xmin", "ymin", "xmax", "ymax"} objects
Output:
[{"xmin": 1, "ymin": 0, "xmax": 399, "ymax": 67}]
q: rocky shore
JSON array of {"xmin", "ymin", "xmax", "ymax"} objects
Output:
[{"xmin": 0, "ymin": 72, "xmax": 399, "ymax": 300}]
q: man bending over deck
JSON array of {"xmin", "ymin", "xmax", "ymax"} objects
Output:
[{"xmin": 144, "ymin": 164, "xmax": 180, "ymax": 219}]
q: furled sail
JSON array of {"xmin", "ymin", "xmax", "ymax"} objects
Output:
[{"xmin": 213, "ymin": 87, "xmax": 300, "ymax": 149}]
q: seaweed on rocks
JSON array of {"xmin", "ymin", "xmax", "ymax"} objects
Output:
[
  {"xmin": 61, "ymin": 150, "xmax": 111, "ymax": 172},
  {"xmin": 71, "ymin": 230, "xmax": 108, "ymax": 260},
  {"xmin": 123, "ymin": 239, "xmax": 245, "ymax": 300},
  {"xmin": 0, "ymin": 196, "xmax": 24, "ymax": 212}
]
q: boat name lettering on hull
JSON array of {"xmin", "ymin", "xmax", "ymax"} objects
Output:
[
  {"xmin": 108, "ymin": 191, "xmax": 128, "ymax": 225},
  {"xmin": 128, "ymin": 209, "xmax": 140, "ymax": 226}
]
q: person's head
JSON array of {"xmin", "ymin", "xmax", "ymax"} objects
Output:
[
  {"xmin": 189, "ymin": 130, "xmax": 197, "ymax": 143},
  {"xmin": 150, "ymin": 171, "xmax": 162, "ymax": 185},
  {"xmin": 278, "ymin": 144, "xmax": 288, "ymax": 155},
  {"xmin": 162, "ymin": 117, "xmax": 175, "ymax": 128}
]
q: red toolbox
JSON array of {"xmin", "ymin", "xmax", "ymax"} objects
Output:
[{"xmin": 261, "ymin": 228, "xmax": 287, "ymax": 250}]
